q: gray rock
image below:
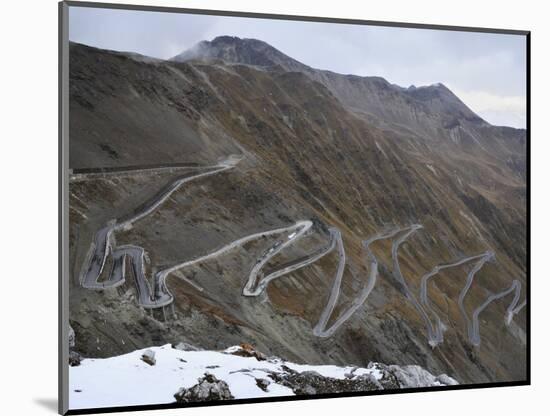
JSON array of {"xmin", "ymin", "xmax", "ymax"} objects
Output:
[
  {"xmin": 344, "ymin": 366, "xmax": 359, "ymax": 379},
  {"xmin": 255, "ymin": 377, "xmax": 271, "ymax": 392},
  {"xmin": 68, "ymin": 325, "xmax": 76, "ymax": 349},
  {"xmin": 141, "ymin": 349, "xmax": 156, "ymax": 366},
  {"xmin": 436, "ymin": 374, "xmax": 459, "ymax": 386},
  {"xmin": 276, "ymin": 361, "xmax": 456, "ymax": 393},
  {"xmin": 365, "ymin": 363, "xmax": 400, "ymax": 389},
  {"xmin": 226, "ymin": 344, "xmax": 266, "ymax": 361},
  {"xmin": 388, "ymin": 365, "xmax": 442, "ymax": 388},
  {"xmin": 300, "ymin": 370, "xmax": 323, "ymax": 378},
  {"xmin": 69, "ymin": 350, "xmax": 82, "ymax": 367},
  {"xmin": 297, "ymin": 385, "xmax": 317, "ymax": 395},
  {"xmin": 173, "ymin": 342, "xmax": 200, "ymax": 352},
  {"xmin": 357, "ymin": 373, "xmax": 383, "ymax": 390},
  {"xmin": 174, "ymin": 373, "xmax": 234, "ymax": 403},
  {"xmin": 275, "ymin": 368, "xmax": 380, "ymax": 395}
]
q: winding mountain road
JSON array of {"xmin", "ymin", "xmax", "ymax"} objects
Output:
[
  {"xmin": 457, "ymin": 251, "xmax": 496, "ymax": 344},
  {"xmin": 77, "ymin": 154, "xmax": 526, "ymax": 344},
  {"xmin": 79, "ymin": 156, "xmax": 242, "ymax": 303},
  {"xmin": 155, "ymin": 219, "xmax": 316, "ymax": 301},
  {"xmin": 470, "ymin": 279, "xmax": 522, "ymax": 346},
  {"xmin": 243, "ymin": 221, "xmax": 317, "ymax": 296},
  {"xmin": 419, "ymin": 252, "xmax": 495, "ymax": 346},
  {"xmin": 388, "ymin": 224, "xmax": 444, "ymax": 345},
  {"xmin": 78, "ymin": 155, "xmax": 335, "ymax": 311},
  {"xmin": 314, "ymin": 227, "xmax": 410, "ymax": 338}
]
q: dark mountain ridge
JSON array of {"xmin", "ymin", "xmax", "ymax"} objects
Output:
[
  {"xmin": 172, "ymin": 35, "xmax": 309, "ymax": 72},
  {"xmin": 171, "ymin": 36, "xmax": 503, "ymax": 135}
]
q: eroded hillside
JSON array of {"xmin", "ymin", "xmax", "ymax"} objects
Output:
[{"xmin": 68, "ymin": 39, "xmax": 527, "ymax": 384}]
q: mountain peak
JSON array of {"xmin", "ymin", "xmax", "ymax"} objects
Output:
[
  {"xmin": 171, "ymin": 36, "xmax": 307, "ymax": 72},
  {"xmin": 404, "ymin": 82, "xmax": 484, "ymax": 124},
  {"xmin": 172, "ymin": 36, "xmax": 484, "ymax": 127}
]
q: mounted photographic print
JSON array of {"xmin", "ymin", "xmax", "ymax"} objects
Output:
[{"xmin": 58, "ymin": 1, "xmax": 530, "ymax": 414}]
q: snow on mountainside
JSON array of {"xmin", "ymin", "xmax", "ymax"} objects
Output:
[{"xmin": 69, "ymin": 344, "xmax": 458, "ymax": 410}]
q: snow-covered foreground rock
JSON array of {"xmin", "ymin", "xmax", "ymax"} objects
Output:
[{"xmin": 69, "ymin": 344, "xmax": 458, "ymax": 410}]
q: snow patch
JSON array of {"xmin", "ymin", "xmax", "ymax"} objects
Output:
[{"xmin": 69, "ymin": 345, "xmax": 386, "ymax": 410}]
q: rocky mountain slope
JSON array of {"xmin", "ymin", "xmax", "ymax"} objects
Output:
[
  {"xmin": 172, "ymin": 36, "xmax": 525, "ymax": 156},
  {"xmin": 68, "ymin": 37, "xmax": 527, "ymax": 388}
]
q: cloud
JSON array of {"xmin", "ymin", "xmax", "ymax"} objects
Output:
[{"xmin": 451, "ymin": 88, "xmax": 526, "ymax": 128}]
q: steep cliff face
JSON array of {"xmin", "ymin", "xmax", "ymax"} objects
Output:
[{"xmin": 68, "ymin": 39, "xmax": 526, "ymax": 385}]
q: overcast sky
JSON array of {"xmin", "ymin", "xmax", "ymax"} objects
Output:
[{"xmin": 69, "ymin": 6, "xmax": 527, "ymax": 128}]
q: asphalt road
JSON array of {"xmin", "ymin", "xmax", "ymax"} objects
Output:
[
  {"xmin": 78, "ymin": 154, "xmax": 526, "ymax": 340},
  {"xmin": 79, "ymin": 156, "xmax": 241, "ymax": 308},
  {"xmin": 419, "ymin": 251, "xmax": 494, "ymax": 347}
]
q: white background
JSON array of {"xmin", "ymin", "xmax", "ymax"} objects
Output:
[{"xmin": 0, "ymin": 0, "xmax": 546, "ymax": 414}]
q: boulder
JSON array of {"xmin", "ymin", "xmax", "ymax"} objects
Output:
[
  {"xmin": 68, "ymin": 325, "xmax": 76, "ymax": 349},
  {"xmin": 174, "ymin": 373, "xmax": 234, "ymax": 403},
  {"xmin": 436, "ymin": 374, "xmax": 459, "ymax": 386},
  {"xmin": 172, "ymin": 342, "xmax": 201, "ymax": 352},
  {"xmin": 141, "ymin": 349, "xmax": 156, "ymax": 366},
  {"xmin": 267, "ymin": 362, "xmax": 455, "ymax": 395},
  {"xmin": 276, "ymin": 369, "xmax": 380, "ymax": 395},
  {"xmin": 226, "ymin": 343, "xmax": 266, "ymax": 361},
  {"xmin": 255, "ymin": 377, "xmax": 271, "ymax": 392},
  {"xmin": 69, "ymin": 350, "xmax": 82, "ymax": 367},
  {"xmin": 388, "ymin": 365, "xmax": 442, "ymax": 388}
]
